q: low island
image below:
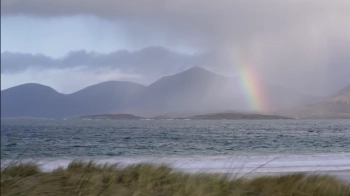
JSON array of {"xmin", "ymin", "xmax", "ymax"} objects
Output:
[
  {"xmin": 79, "ymin": 112, "xmax": 292, "ymax": 120},
  {"xmin": 79, "ymin": 114, "xmax": 144, "ymax": 120},
  {"xmin": 188, "ymin": 112, "xmax": 293, "ymax": 120}
]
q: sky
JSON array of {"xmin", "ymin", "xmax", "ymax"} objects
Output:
[{"xmin": 1, "ymin": 0, "xmax": 350, "ymax": 96}]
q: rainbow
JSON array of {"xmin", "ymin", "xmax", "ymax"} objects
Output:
[{"xmin": 232, "ymin": 52, "xmax": 270, "ymax": 112}]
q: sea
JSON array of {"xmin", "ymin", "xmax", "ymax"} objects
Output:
[{"xmin": 1, "ymin": 119, "xmax": 350, "ymax": 174}]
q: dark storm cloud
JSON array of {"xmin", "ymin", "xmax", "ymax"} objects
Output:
[
  {"xmin": 1, "ymin": 47, "xmax": 210, "ymax": 75},
  {"xmin": 2, "ymin": 0, "xmax": 349, "ymax": 48},
  {"xmin": 1, "ymin": 52, "xmax": 53, "ymax": 73},
  {"xmin": 2, "ymin": 0, "xmax": 350, "ymax": 95}
]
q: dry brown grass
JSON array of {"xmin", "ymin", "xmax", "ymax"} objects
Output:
[{"xmin": 1, "ymin": 161, "xmax": 349, "ymax": 196}]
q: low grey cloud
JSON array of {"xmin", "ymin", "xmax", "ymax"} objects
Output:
[
  {"xmin": 1, "ymin": 46, "xmax": 210, "ymax": 76},
  {"xmin": 2, "ymin": 0, "xmax": 350, "ymax": 95},
  {"xmin": 3, "ymin": 0, "xmax": 349, "ymax": 49},
  {"xmin": 2, "ymin": 44, "xmax": 349, "ymax": 96}
]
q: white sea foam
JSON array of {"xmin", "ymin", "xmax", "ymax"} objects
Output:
[{"xmin": 2, "ymin": 153, "xmax": 350, "ymax": 175}]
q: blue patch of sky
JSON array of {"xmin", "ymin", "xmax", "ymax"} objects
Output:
[
  {"xmin": 1, "ymin": 15, "xmax": 199, "ymax": 58},
  {"xmin": 1, "ymin": 15, "xmax": 131, "ymax": 58}
]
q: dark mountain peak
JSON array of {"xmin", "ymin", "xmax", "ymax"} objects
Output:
[
  {"xmin": 3, "ymin": 83, "xmax": 52, "ymax": 90},
  {"xmin": 186, "ymin": 66, "xmax": 206, "ymax": 71},
  {"xmin": 2, "ymin": 83, "xmax": 59, "ymax": 94},
  {"xmin": 148, "ymin": 66, "xmax": 225, "ymax": 89},
  {"xmin": 72, "ymin": 81, "xmax": 145, "ymax": 94},
  {"xmin": 182, "ymin": 66, "xmax": 214, "ymax": 74},
  {"xmin": 89, "ymin": 80, "xmax": 144, "ymax": 87},
  {"xmin": 1, "ymin": 83, "xmax": 66, "ymax": 118},
  {"xmin": 170, "ymin": 66, "xmax": 224, "ymax": 80}
]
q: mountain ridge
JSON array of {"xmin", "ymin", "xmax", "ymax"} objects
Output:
[{"xmin": 1, "ymin": 67, "xmax": 327, "ymax": 118}]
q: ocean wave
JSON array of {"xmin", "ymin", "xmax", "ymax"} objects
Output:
[{"xmin": 2, "ymin": 153, "xmax": 350, "ymax": 174}]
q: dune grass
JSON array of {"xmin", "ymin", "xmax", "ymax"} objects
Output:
[{"xmin": 1, "ymin": 161, "xmax": 349, "ymax": 196}]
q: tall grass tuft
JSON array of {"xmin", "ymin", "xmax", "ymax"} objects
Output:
[
  {"xmin": 1, "ymin": 163, "xmax": 41, "ymax": 177},
  {"xmin": 1, "ymin": 161, "xmax": 349, "ymax": 196}
]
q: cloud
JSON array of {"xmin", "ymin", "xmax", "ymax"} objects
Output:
[
  {"xmin": 1, "ymin": 46, "xmax": 210, "ymax": 76},
  {"xmin": 3, "ymin": 1, "xmax": 350, "ymax": 48},
  {"xmin": 2, "ymin": 0, "xmax": 350, "ymax": 95},
  {"xmin": 2, "ymin": 44, "xmax": 349, "ymax": 96}
]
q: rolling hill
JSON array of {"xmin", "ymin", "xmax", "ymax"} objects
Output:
[
  {"xmin": 1, "ymin": 83, "xmax": 67, "ymax": 118},
  {"xmin": 1, "ymin": 81, "xmax": 145, "ymax": 118},
  {"xmin": 66, "ymin": 81, "xmax": 145, "ymax": 117},
  {"xmin": 1, "ymin": 67, "xmax": 321, "ymax": 118}
]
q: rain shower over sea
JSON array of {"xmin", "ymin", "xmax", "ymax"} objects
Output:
[{"xmin": 1, "ymin": 119, "xmax": 350, "ymax": 174}]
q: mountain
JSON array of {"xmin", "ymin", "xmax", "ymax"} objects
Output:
[
  {"xmin": 133, "ymin": 67, "xmax": 245, "ymax": 112},
  {"xmin": 66, "ymin": 81, "xmax": 145, "ymax": 116},
  {"xmin": 134, "ymin": 67, "xmax": 319, "ymax": 113},
  {"xmin": 1, "ymin": 81, "xmax": 145, "ymax": 118},
  {"xmin": 276, "ymin": 85, "xmax": 350, "ymax": 119},
  {"xmin": 1, "ymin": 67, "xmax": 320, "ymax": 118},
  {"xmin": 1, "ymin": 83, "xmax": 67, "ymax": 118}
]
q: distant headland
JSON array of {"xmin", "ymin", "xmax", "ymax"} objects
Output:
[{"xmin": 78, "ymin": 112, "xmax": 293, "ymax": 120}]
